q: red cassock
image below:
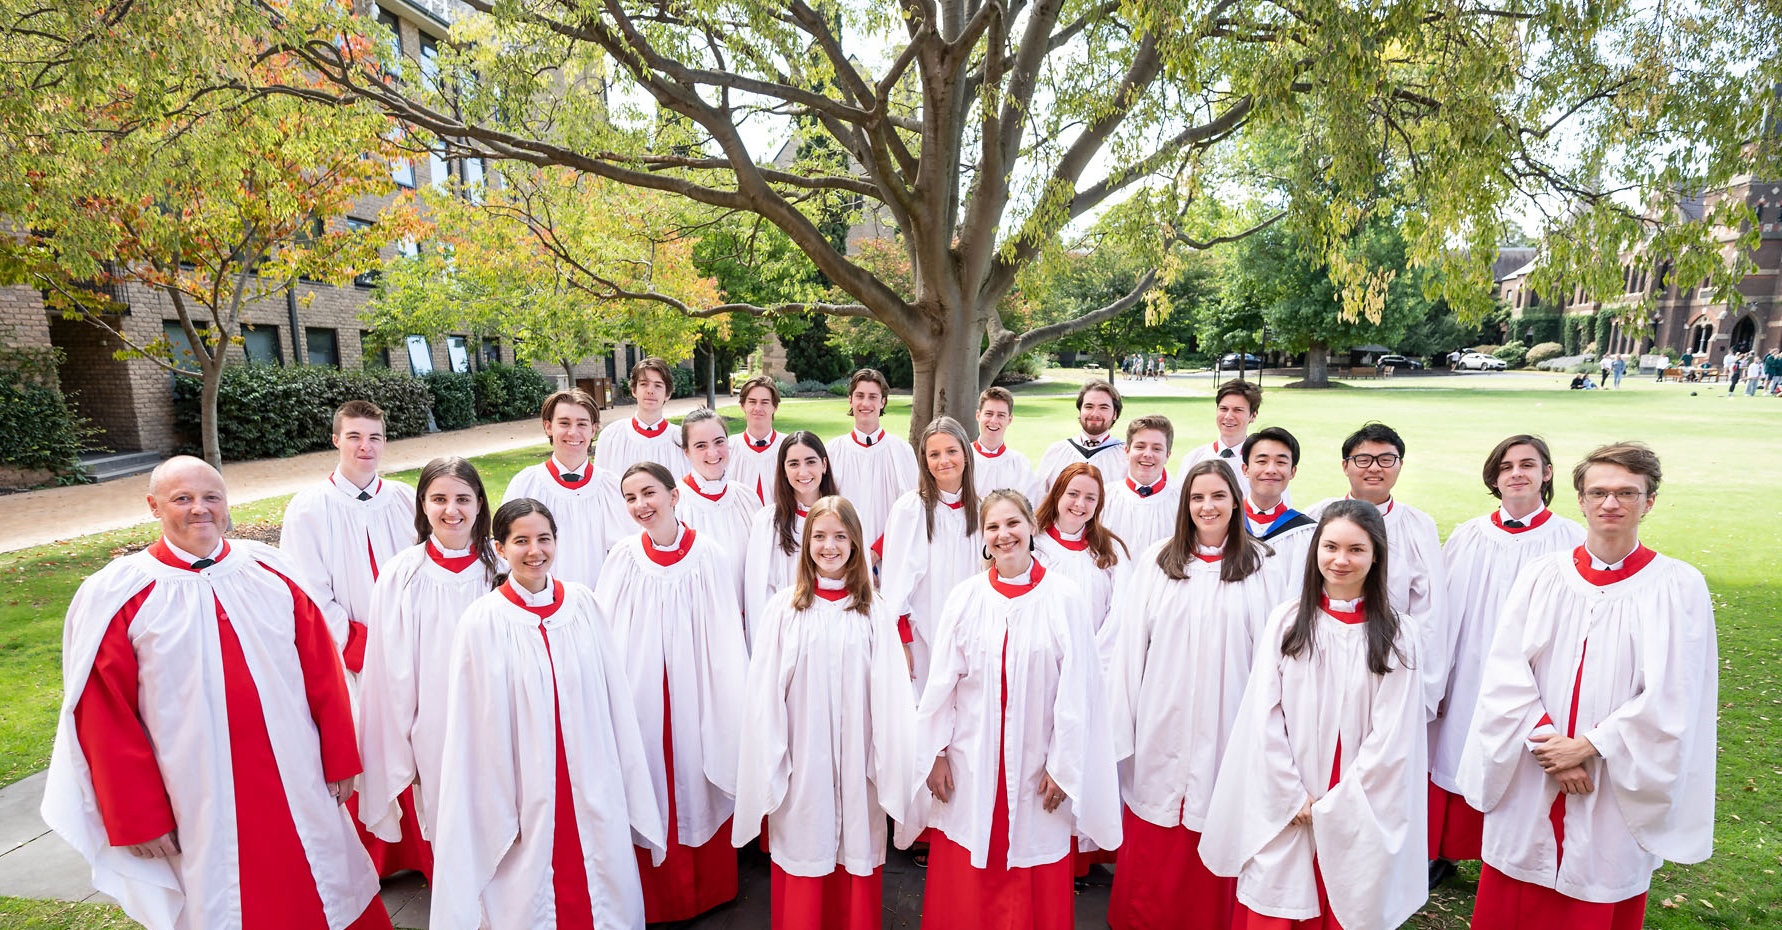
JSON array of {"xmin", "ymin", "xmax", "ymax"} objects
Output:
[
  {"xmin": 64, "ymin": 540, "xmax": 388, "ymax": 930},
  {"xmin": 631, "ymin": 676, "xmax": 739, "ymax": 921}
]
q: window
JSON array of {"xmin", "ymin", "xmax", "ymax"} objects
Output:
[
  {"xmin": 361, "ymin": 331, "xmax": 392, "ymax": 369},
  {"xmin": 242, "ymin": 325, "xmax": 282, "ymax": 365},
  {"xmin": 448, "ymin": 335, "xmax": 471, "ymax": 373},
  {"xmin": 429, "ymin": 142, "xmax": 452, "ymax": 191},
  {"xmin": 397, "ymin": 239, "xmax": 421, "ymax": 260},
  {"xmin": 481, "ymin": 337, "xmax": 501, "ymax": 367},
  {"xmin": 390, "ymin": 132, "xmax": 416, "ymax": 188},
  {"xmin": 346, "ymin": 218, "xmax": 379, "ymax": 288},
  {"xmin": 406, "ymin": 334, "xmax": 434, "ymax": 374},
  {"xmin": 306, "ymin": 328, "xmax": 341, "ymax": 368},
  {"xmin": 418, "ymin": 33, "xmax": 440, "ymax": 92},
  {"xmin": 462, "ymin": 156, "xmax": 486, "ymax": 203},
  {"xmin": 162, "ymin": 320, "xmax": 206, "ymax": 370}
]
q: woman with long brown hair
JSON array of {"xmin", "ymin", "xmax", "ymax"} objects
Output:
[
  {"xmin": 744, "ymin": 431, "xmax": 840, "ymax": 630},
  {"xmin": 733, "ymin": 496, "xmax": 916, "ymax": 929},
  {"xmin": 1202, "ymin": 500, "xmax": 1427, "ymax": 930},
  {"xmin": 1032, "ymin": 462, "xmax": 1128, "ymax": 648},
  {"xmin": 880, "ymin": 416, "xmax": 984, "ymax": 691},
  {"xmin": 1103, "ymin": 459, "xmax": 1284, "ymax": 929}
]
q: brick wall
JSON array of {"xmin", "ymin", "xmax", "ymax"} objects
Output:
[{"xmin": 0, "ymin": 285, "xmax": 51, "ymax": 351}]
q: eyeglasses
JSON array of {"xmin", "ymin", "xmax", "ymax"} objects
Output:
[
  {"xmin": 1345, "ymin": 453, "xmax": 1401, "ymax": 468},
  {"xmin": 1582, "ymin": 489, "xmax": 1647, "ymax": 504}
]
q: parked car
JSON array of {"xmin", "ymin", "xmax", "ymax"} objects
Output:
[
  {"xmin": 1217, "ymin": 353, "xmax": 1264, "ymax": 370},
  {"xmin": 1456, "ymin": 351, "xmax": 1507, "ymax": 371},
  {"xmin": 1376, "ymin": 354, "xmax": 1424, "ymax": 371}
]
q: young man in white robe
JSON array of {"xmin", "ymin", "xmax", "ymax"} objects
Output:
[
  {"xmin": 1036, "ymin": 378, "xmax": 1129, "ymax": 493},
  {"xmin": 825, "ymin": 367, "xmax": 918, "ymax": 557},
  {"xmin": 596, "ymin": 463, "xmax": 750, "ymax": 923},
  {"xmin": 1426, "ymin": 435, "xmax": 1584, "ymax": 889},
  {"xmin": 970, "ymin": 386, "xmax": 1039, "ymax": 501},
  {"xmin": 1100, "ymin": 415, "xmax": 1182, "ymax": 566},
  {"xmin": 674, "ymin": 407, "xmax": 755, "ymax": 606},
  {"xmin": 1458, "ymin": 443, "xmax": 1716, "ymax": 929},
  {"xmin": 1307, "ymin": 421, "xmax": 1448, "ymax": 721},
  {"xmin": 503, "ymin": 389, "xmax": 628, "ymax": 588},
  {"xmin": 279, "ymin": 399, "xmax": 429, "ymax": 876},
  {"xmin": 1181, "ymin": 379, "xmax": 1264, "ymax": 499},
  {"xmin": 43, "ymin": 456, "xmax": 389, "ymax": 930},
  {"xmin": 430, "ymin": 498, "xmax": 666, "ymax": 930},
  {"xmin": 1241, "ymin": 427, "xmax": 1317, "ymax": 573},
  {"xmin": 594, "ymin": 356, "xmax": 690, "ymax": 477},
  {"xmin": 358, "ymin": 458, "xmax": 500, "ymax": 856},
  {"xmin": 727, "ymin": 376, "xmax": 788, "ymax": 506}
]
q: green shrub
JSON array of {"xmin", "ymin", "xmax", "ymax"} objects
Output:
[
  {"xmin": 0, "ymin": 347, "xmax": 97, "ymax": 481},
  {"xmin": 826, "ymin": 378, "xmax": 850, "ymax": 397},
  {"xmin": 474, "ymin": 363, "xmax": 553, "ymax": 422},
  {"xmin": 174, "ymin": 365, "xmax": 433, "ymax": 461},
  {"xmin": 794, "ymin": 379, "xmax": 830, "ymax": 395},
  {"xmin": 994, "ymin": 350, "xmax": 1046, "ymax": 385},
  {"xmin": 773, "ymin": 380, "xmax": 798, "ymax": 398},
  {"xmin": 1493, "ymin": 340, "xmax": 1528, "ymax": 369},
  {"xmin": 1525, "ymin": 341, "xmax": 1565, "ymax": 367},
  {"xmin": 670, "ymin": 365, "xmax": 697, "ymax": 398},
  {"xmin": 424, "ymin": 371, "xmax": 477, "ymax": 431}
]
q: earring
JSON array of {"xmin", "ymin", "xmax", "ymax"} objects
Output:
[
  {"xmin": 1028, "ymin": 537, "xmax": 1037, "ymax": 551},
  {"xmin": 982, "ymin": 545, "xmax": 991, "ymax": 561}
]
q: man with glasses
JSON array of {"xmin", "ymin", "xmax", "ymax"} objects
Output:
[
  {"xmin": 1458, "ymin": 442, "xmax": 1716, "ymax": 928},
  {"xmin": 1309, "ymin": 422, "xmax": 1448, "ymax": 721}
]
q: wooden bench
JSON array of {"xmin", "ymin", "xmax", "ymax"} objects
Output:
[{"xmin": 1339, "ymin": 366, "xmax": 1380, "ymax": 380}]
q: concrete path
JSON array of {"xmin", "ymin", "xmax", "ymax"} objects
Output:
[
  {"xmin": 0, "ymin": 396, "xmax": 717, "ymax": 555},
  {"xmin": 0, "ymin": 768, "xmax": 1114, "ymax": 926}
]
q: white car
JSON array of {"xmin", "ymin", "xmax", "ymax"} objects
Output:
[{"xmin": 1457, "ymin": 351, "xmax": 1506, "ymax": 371}]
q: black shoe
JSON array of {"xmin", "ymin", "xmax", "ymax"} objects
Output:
[{"xmin": 1428, "ymin": 857, "xmax": 1458, "ymax": 890}]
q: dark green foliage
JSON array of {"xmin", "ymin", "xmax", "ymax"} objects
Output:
[
  {"xmin": 1493, "ymin": 340, "xmax": 1528, "ymax": 368},
  {"xmin": 782, "ymin": 313, "xmax": 853, "ymax": 383},
  {"xmin": 0, "ymin": 347, "xmax": 96, "ymax": 481},
  {"xmin": 670, "ymin": 364, "xmax": 696, "ymax": 398},
  {"xmin": 173, "ymin": 365, "xmax": 432, "ymax": 461},
  {"xmin": 473, "ymin": 363, "xmax": 552, "ymax": 422},
  {"xmin": 424, "ymin": 371, "xmax": 477, "ymax": 430},
  {"xmin": 1515, "ymin": 311, "xmax": 1565, "ymax": 346}
]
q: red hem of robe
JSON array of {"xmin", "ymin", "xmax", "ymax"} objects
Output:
[
  {"xmin": 1472, "ymin": 865, "xmax": 1646, "ymax": 930},
  {"xmin": 1427, "ymin": 780, "xmax": 1483, "ymax": 862},
  {"xmin": 346, "ymin": 898, "xmax": 394, "ymax": 930},
  {"xmin": 634, "ymin": 678, "xmax": 739, "ymax": 922},
  {"xmin": 348, "ymin": 788, "xmax": 434, "ymax": 880},
  {"xmin": 1233, "ymin": 857, "xmax": 1343, "ymax": 930},
  {"xmin": 1071, "ymin": 834, "xmax": 1117, "ymax": 877},
  {"xmin": 770, "ymin": 862, "xmax": 882, "ymax": 930},
  {"xmin": 1107, "ymin": 809, "xmax": 1235, "ymax": 930}
]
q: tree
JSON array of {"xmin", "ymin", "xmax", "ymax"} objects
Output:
[
  {"xmin": 1024, "ymin": 242, "xmax": 1208, "ymax": 382},
  {"xmin": 0, "ymin": 10, "xmax": 401, "ymax": 468},
  {"xmin": 247, "ymin": 0, "xmax": 1776, "ymax": 436}
]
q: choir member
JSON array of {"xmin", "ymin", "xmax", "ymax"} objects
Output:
[
  {"xmin": 1032, "ymin": 463, "xmax": 1128, "ymax": 646},
  {"xmin": 1100, "ymin": 415, "xmax": 1182, "ymax": 561},
  {"xmin": 881, "ymin": 416, "xmax": 985, "ymax": 692},
  {"xmin": 733, "ymin": 496, "xmax": 918, "ymax": 930},
  {"xmin": 744, "ymin": 431, "xmax": 840, "ymax": 626},
  {"xmin": 910, "ymin": 490, "xmax": 1123, "ymax": 930},
  {"xmin": 1202, "ymin": 500, "xmax": 1429, "ymax": 930},
  {"xmin": 1426, "ymin": 435, "xmax": 1583, "ymax": 888},
  {"xmin": 826, "ymin": 367, "xmax": 918, "ymax": 556},
  {"xmin": 1241, "ymin": 427, "xmax": 1316, "ymax": 571},
  {"xmin": 596, "ymin": 462, "xmax": 750, "ymax": 923},
  {"xmin": 595, "ymin": 356, "xmax": 690, "ymax": 476},
  {"xmin": 503, "ymin": 389, "xmax": 628, "ymax": 588},
  {"xmin": 359, "ymin": 458, "xmax": 500, "ymax": 861},
  {"xmin": 429, "ymin": 499, "xmax": 665, "ymax": 930},
  {"xmin": 675, "ymin": 407, "xmax": 757, "ymax": 604},
  {"xmin": 1182, "ymin": 379, "xmax": 1264, "ymax": 499},
  {"xmin": 1106, "ymin": 459, "xmax": 1285, "ymax": 930},
  {"xmin": 1458, "ymin": 443, "xmax": 1716, "ymax": 929},
  {"xmin": 729, "ymin": 376, "xmax": 788, "ymax": 506},
  {"xmin": 1307, "ymin": 422, "xmax": 1448, "ymax": 720},
  {"xmin": 1036, "ymin": 379, "xmax": 1129, "ymax": 492},
  {"xmin": 280, "ymin": 399, "xmax": 429, "ymax": 877},
  {"xmin": 44, "ymin": 456, "xmax": 390, "ymax": 930},
  {"xmin": 971, "ymin": 386, "xmax": 1039, "ymax": 500}
]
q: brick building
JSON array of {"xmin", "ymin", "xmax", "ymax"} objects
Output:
[{"xmin": 1497, "ymin": 177, "xmax": 1782, "ymax": 358}]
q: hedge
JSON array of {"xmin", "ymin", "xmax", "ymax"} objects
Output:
[
  {"xmin": 174, "ymin": 365, "xmax": 432, "ymax": 461},
  {"xmin": 423, "ymin": 371, "xmax": 478, "ymax": 431},
  {"xmin": 0, "ymin": 347, "xmax": 95, "ymax": 480},
  {"xmin": 473, "ymin": 363, "xmax": 553, "ymax": 423},
  {"xmin": 1493, "ymin": 340, "xmax": 1528, "ymax": 369},
  {"xmin": 1525, "ymin": 341, "xmax": 1565, "ymax": 367}
]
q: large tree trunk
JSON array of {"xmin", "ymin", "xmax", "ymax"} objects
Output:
[
  {"xmin": 200, "ymin": 360, "xmax": 224, "ymax": 471},
  {"xmin": 903, "ymin": 308, "xmax": 982, "ymax": 443},
  {"xmin": 704, "ymin": 341, "xmax": 717, "ymax": 409},
  {"xmin": 1104, "ymin": 354, "xmax": 1117, "ymax": 384},
  {"xmin": 1302, "ymin": 341, "xmax": 1331, "ymax": 388}
]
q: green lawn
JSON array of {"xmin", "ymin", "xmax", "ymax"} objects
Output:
[{"xmin": 2, "ymin": 370, "xmax": 1776, "ymax": 928}]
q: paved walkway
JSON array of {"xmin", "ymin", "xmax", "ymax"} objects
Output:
[{"xmin": 0, "ymin": 396, "xmax": 716, "ymax": 554}]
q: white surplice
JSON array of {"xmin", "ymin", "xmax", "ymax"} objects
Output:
[
  {"xmin": 1032, "ymin": 527, "xmax": 1119, "ymax": 643},
  {"xmin": 1180, "ymin": 440, "xmax": 1257, "ymax": 499},
  {"xmin": 1307, "ymin": 497, "xmax": 1448, "ymax": 719},
  {"xmin": 732, "ymin": 585, "xmax": 918, "ymax": 876},
  {"xmin": 825, "ymin": 428, "xmax": 918, "ymax": 551},
  {"xmin": 429, "ymin": 580, "xmax": 666, "ymax": 930},
  {"xmin": 878, "ymin": 489, "xmax": 985, "ymax": 694},
  {"xmin": 359, "ymin": 541, "xmax": 496, "ymax": 843},
  {"xmin": 1201, "ymin": 601, "xmax": 1429, "ymax": 930},
  {"xmin": 502, "ymin": 461, "xmax": 628, "ymax": 589},
  {"xmin": 743, "ymin": 506, "xmax": 806, "ymax": 629},
  {"xmin": 594, "ymin": 530, "xmax": 749, "ymax": 847},
  {"xmin": 42, "ymin": 542, "xmax": 381, "ymax": 930},
  {"xmin": 903, "ymin": 567, "xmax": 1123, "ymax": 866},
  {"xmin": 1101, "ymin": 473, "xmax": 1183, "ymax": 575},
  {"xmin": 675, "ymin": 473, "xmax": 755, "ymax": 631},
  {"xmin": 971, "ymin": 441, "xmax": 1040, "ymax": 503},
  {"xmin": 1035, "ymin": 436, "xmax": 1128, "ymax": 494},
  {"xmin": 1430, "ymin": 509, "xmax": 1584, "ymax": 794},
  {"xmin": 594, "ymin": 416, "xmax": 689, "ymax": 477},
  {"xmin": 728, "ymin": 429, "xmax": 786, "ymax": 507},
  {"xmin": 1106, "ymin": 541, "xmax": 1285, "ymax": 831},
  {"xmin": 1456, "ymin": 549, "xmax": 1717, "ymax": 903}
]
